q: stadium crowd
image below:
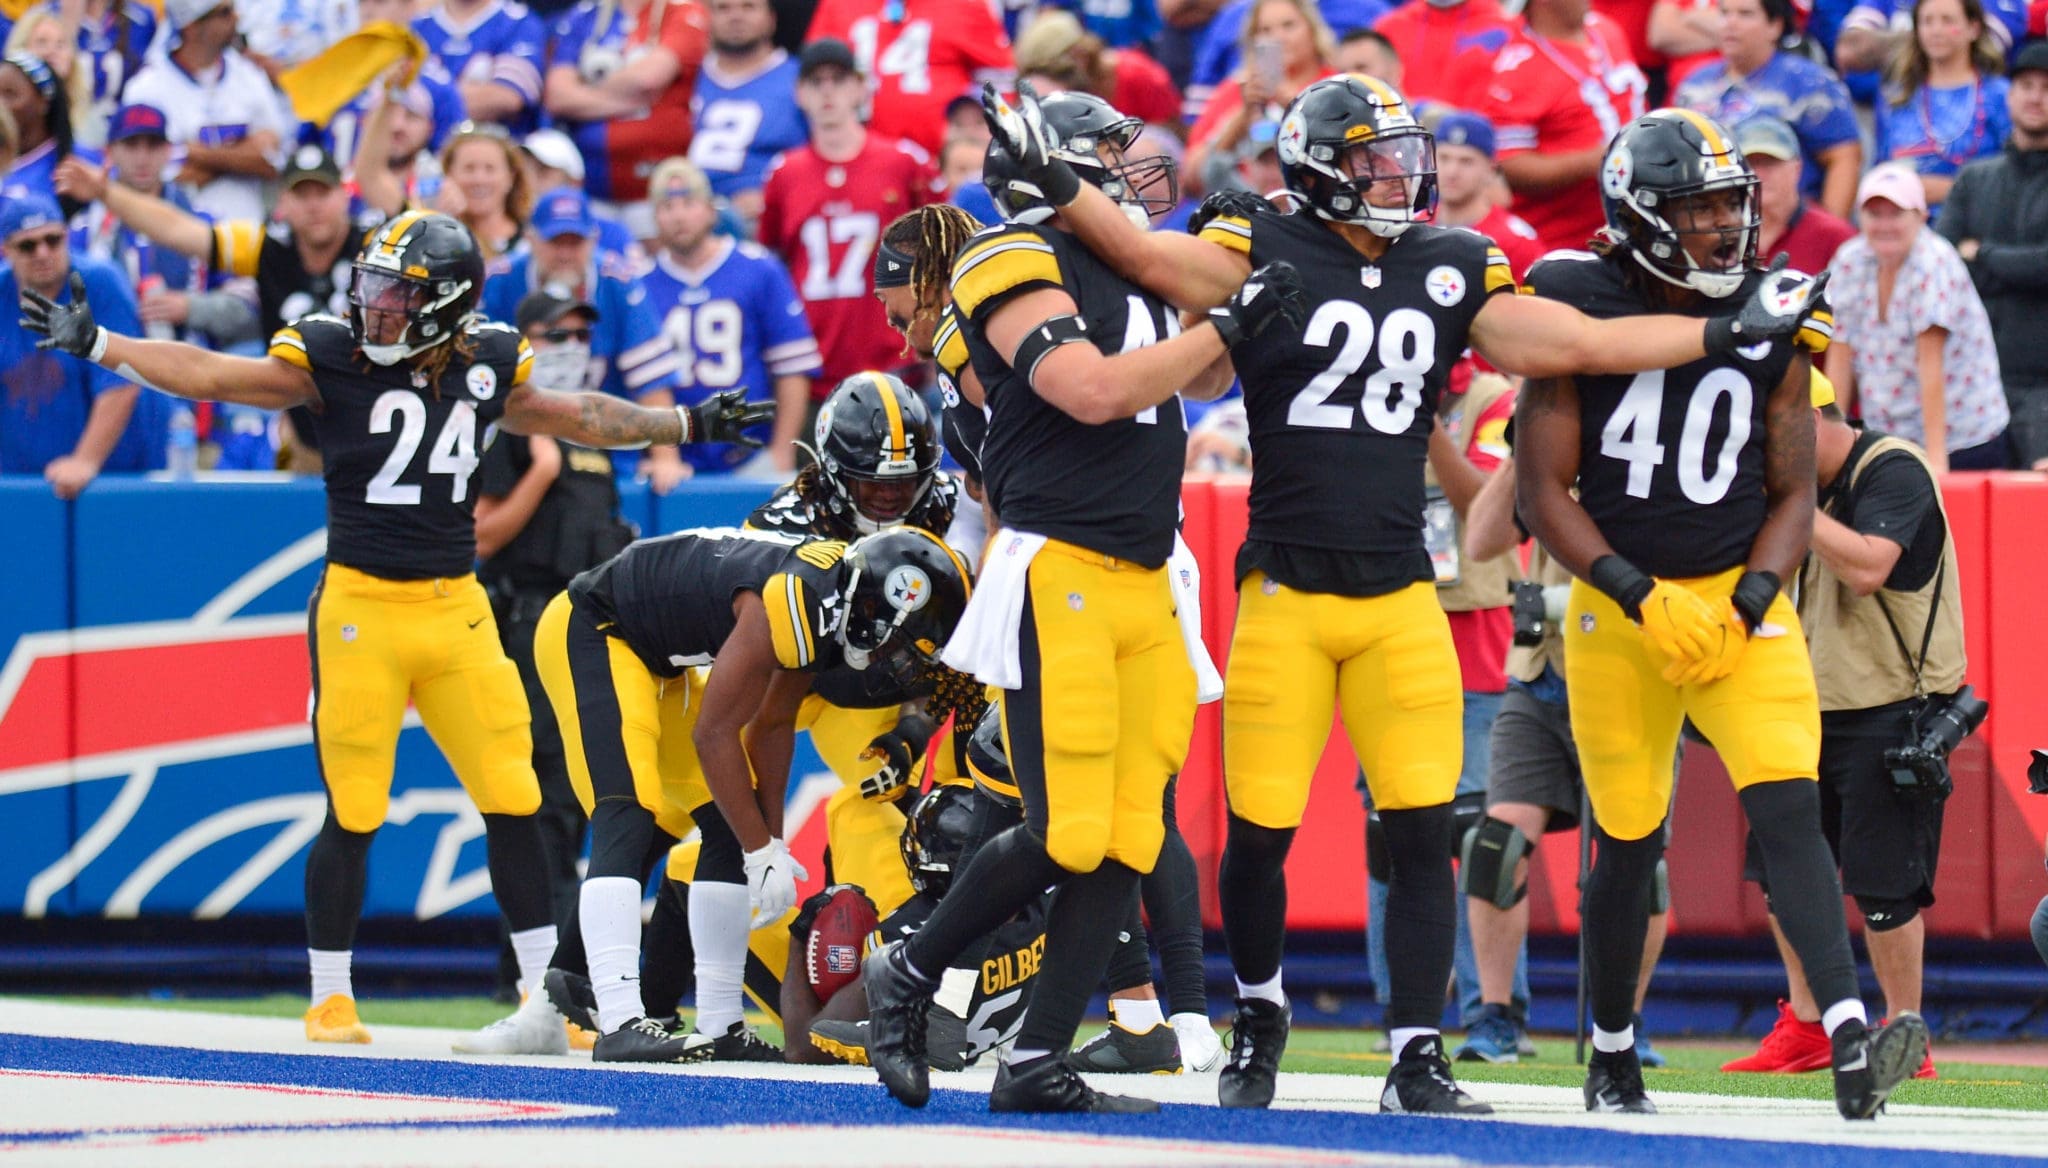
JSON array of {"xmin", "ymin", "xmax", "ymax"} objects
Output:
[{"xmin": 7, "ymin": 0, "xmax": 2048, "ymax": 1125}]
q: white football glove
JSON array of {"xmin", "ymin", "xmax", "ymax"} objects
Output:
[{"xmin": 743, "ymin": 838, "xmax": 808, "ymax": 928}]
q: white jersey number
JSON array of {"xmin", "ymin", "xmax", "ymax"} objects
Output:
[
  {"xmin": 689, "ymin": 100, "xmax": 764, "ymax": 175},
  {"xmin": 850, "ymin": 18, "xmax": 932, "ymax": 94},
  {"xmin": 366, "ymin": 392, "xmax": 480, "ymax": 506},
  {"xmin": 1286, "ymin": 301, "xmax": 1436, "ymax": 435},
  {"xmin": 1118, "ymin": 293, "xmax": 1183, "ymax": 426},
  {"xmin": 662, "ymin": 300, "xmax": 746, "ymax": 388},
  {"xmin": 1599, "ymin": 368, "xmax": 1752, "ymax": 505},
  {"xmin": 798, "ymin": 212, "xmax": 881, "ymax": 300}
]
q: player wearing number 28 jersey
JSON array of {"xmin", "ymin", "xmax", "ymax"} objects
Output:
[
  {"xmin": 988, "ymin": 77, "xmax": 1833, "ymax": 1115},
  {"xmin": 1515, "ymin": 110, "xmax": 1924, "ymax": 1121},
  {"xmin": 17, "ymin": 211, "xmax": 772, "ymax": 1048}
]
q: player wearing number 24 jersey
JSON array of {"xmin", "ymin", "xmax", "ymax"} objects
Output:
[
  {"xmin": 18, "ymin": 211, "xmax": 775, "ymax": 1048},
  {"xmin": 981, "ymin": 76, "xmax": 1831, "ymax": 1114}
]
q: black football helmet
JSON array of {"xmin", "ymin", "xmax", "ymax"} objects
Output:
[
  {"xmin": 1277, "ymin": 74, "xmax": 1436, "ymax": 238},
  {"xmin": 900, "ymin": 785, "xmax": 978, "ymax": 896},
  {"xmin": 836, "ymin": 527, "xmax": 972, "ymax": 692},
  {"xmin": 813, "ymin": 372, "xmax": 940, "ymax": 534},
  {"xmin": 984, "ymin": 91, "xmax": 1178, "ymax": 227},
  {"xmin": 1599, "ymin": 109, "xmax": 1760, "ymax": 299},
  {"xmin": 962, "ymin": 704, "xmax": 1020, "ymax": 808},
  {"xmin": 349, "ymin": 211, "xmax": 485, "ymax": 365}
]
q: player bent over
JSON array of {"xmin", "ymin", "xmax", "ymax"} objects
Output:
[
  {"xmin": 1515, "ymin": 111, "xmax": 1926, "ymax": 1119},
  {"xmin": 19, "ymin": 211, "xmax": 770, "ymax": 1045}
]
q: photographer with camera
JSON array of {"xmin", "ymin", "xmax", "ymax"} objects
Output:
[{"xmin": 1727, "ymin": 371, "xmax": 1976, "ymax": 1080}]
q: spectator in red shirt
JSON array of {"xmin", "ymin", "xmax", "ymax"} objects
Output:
[
  {"xmin": 757, "ymin": 39, "xmax": 941, "ymax": 431},
  {"xmin": 1371, "ymin": 0, "xmax": 1513, "ymax": 106},
  {"xmin": 1187, "ymin": 0, "xmax": 1339, "ymax": 193},
  {"xmin": 1741, "ymin": 114, "xmax": 1856, "ymax": 273},
  {"xmin": 1478, "ymin": 0, "xmax": 1649, "ymax": 252},
  {"xmin": 806, "ymin": 0, "xmax": 1013, "ymax": 155},
  {"xmin": 1012, "ymin": 9, "xmax": 1183, "ymax": 127},
  {"xmin": 1432, "ymin": 110, "xmax": 1546, "ymax": 277}
]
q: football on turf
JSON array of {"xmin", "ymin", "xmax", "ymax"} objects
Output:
[{"xmin": 805, "ymin": 885, "xmax": 880, "ymax": 1001}]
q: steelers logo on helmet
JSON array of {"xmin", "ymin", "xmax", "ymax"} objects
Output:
[
  {"xmin": 1277, "ymin": 75, "xmax": 1437, "ymax": 238},
  {"xmin": 837, "ymin": 528, "xmax": 973, "ymax": 690},
  {"xmin": 983, "ymin": 92, "xmax": 1178, "ymax": 227},
  {"xmin": 1599, "ymin": 110, "xmax": 1761, "ymax": 300},
  {"xmin": 884, "ymin": 563, "xmax": 932, "ymax": 613},
  {"xmin": 349, "ymin": 211, "xmax": 486, "ymax": 365},
  {"xmin": 813, "ymin": 372, "xmax": 939, "ymax": 534}
]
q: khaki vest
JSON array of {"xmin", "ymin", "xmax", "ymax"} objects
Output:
[
  {"xmin": 1798, "ymin": 435, "xmax": 1966, "ymax": 712},
  {"xmin": 1505, "ymin": 543, "xmax": 1573, "ymax": 684},
  {"xmin": 1430, "ymin": 372, "xmax": 1522, "ymax": 613}
]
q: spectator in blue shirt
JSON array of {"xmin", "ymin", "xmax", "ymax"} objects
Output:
[
  {"xmin": 1874, "ymin": 0, "xmax": 2010, "ymax": 213},
  {"xmin": 2, "ymin": 52, "xmax": 93, "ymax": 215},
  {"xmin": 1675, "ymin": 0, "xmax": 1864, "ymax": 218},
  {"xmin": 0, "ymin": 195, "xmax": 163, "ymax": 495}
]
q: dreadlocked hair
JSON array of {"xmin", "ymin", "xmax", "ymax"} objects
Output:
[
  {"xmin": 375, "ymin": 320, "xmax": 477, "ymax": 399},
  {"xmin": 923, "ymin": 664, "xmax": 990, "ymax": 728},
  {"xmin": 882, "ymin": 205, "xmax": 982, "ymax": 315}
]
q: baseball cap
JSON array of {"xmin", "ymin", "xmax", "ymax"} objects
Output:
[
  {"xmin": 281, "ymin": 143, "xmax": 342, "ymax": 189},
  {"xmin": 646, "ymin": 156, "xmax": 712, "ymax": 204},
  {"xmin": 1734, "ymin": 115, "xmax": 1800, "ymax": 163},
  {"xmin": 2014, "ymin": 40, "xmax": 2048, "ymax": 79},
  {"xmin": 530, "ymin": 186, "xmax": 598, "ymax": 240},
  {"xmin": 1810, "ymin": 367, "xmax": 1837, "ymax": 409},
  {"xmin": 1857, "ymin": 161, "xmax": 1928, "ymax": 214},
  {"xmin": 799, "ymin": 38, "xmax": 860, "ymax": 79},
  {"xmin": 107, "ymin": 103, "xmax": 170, "ymax": 144},
  {"xmin": 1014, "ymin": 10, "xmax": 1088, "ymax": 75},
  {"xmin": 515, "ymin": 289, "xmax": 600, "ymax": 331},
  {"xmin": 1434, "ymin": 111, "xmax": 1496, "ymax": 159},
  {"xmin": 163, "ymin": 0, "xmax": 232, "ymax": 31},
  {"xmin": 522, "ymin": 129, "xmax": 586, "ymax": 183},
  {"xmin": 0, "ymin": 194, "xmax": 67, "ymax": 240}
]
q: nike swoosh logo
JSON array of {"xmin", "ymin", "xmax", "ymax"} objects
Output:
[
  {"xmin": 1838, "ymin": 1051, "xmax": 1868, "ymax": 1072},
  {"xmin": 468, "ymin": 618, "xmax": 485, "ymax": 629}
]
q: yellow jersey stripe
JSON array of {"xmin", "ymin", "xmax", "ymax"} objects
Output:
[
  {"xmin": 1197, "ymin": 216, "xmax": 1253, "ymax": 257},
  {"xmin": 934, "ymin": 313, "xmax": 970, "ymax": 381},
  {"xmin": 513, "ymin": 337, "xmax": 535, "ymax": 387},
  {"xmin": 268, "ymin": 328, "xmax": 311, "ymax": 371},
  {"xmin": 763, "ymin": 572, "xmax": 805, "ymax": 669},
  {"xmin": 1483, "ymin": 248, "xmax": 1516, "ymax": 294},
  {"xmin": 951, "ymin": 233, "xmax": 1062, "ymax": 319},
  {"xmin": 873, "ymin": 372, "xmax": 906, "ymax": 454},
  {"xmin": 214, "ymin": 221, "xmax": 264, "ymax": 279}
]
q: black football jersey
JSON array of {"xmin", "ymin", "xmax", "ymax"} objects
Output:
[
  {"xmin": 269, "ymin": 315, "xmax": 528, "ymax": 580},
  {"xmin": 932, "ymin": 304, "xmax": 988, "ymax": 485},
  {"xmin": 1197, "ymin": 211, "xmax": 1515, "ymax": 590},
  {"xmin": 873, "ymin": 887, "xmax": 1047, "ymax": 1063},
  {"xmin": 567, "ymin": 527, "xmax": 848, "ymax": 679},
  {"xmin": 215, "ymin": 213, "xmax": 385, "ymax": 337},
  {"xmin": 745, "ymin": 470, "xmax": 961, "ymax": 545},
  {"xmin": 950, "ymin": 223, "xmax": 1188, "ymax": 569},
  {"xmin": 1526, "ymin": 252, "xmax": 1795, "ymax": 578}
]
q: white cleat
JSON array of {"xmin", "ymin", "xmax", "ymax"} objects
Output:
[
  {"xmin": 453, "ymin": 993, "xmax": 570, "ymax": 1056},
  {"xmin": 1171, "ymin": 1012, "xmax": 1227, "ymax": 1073}
]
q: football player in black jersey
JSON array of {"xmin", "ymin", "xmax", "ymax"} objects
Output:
[
  {"xmin": 861, "ymin": 90, "xmax": 1302, "ymax": 1115},
  {"xmin": 977, "ymin": 76, "xmax": 1832, "ymax": 1114},
  {"xmin": 20, "ymin": 211, "xmax": 773, "ymax": 1047},
  {"xmin": 1514, "ymin": 110, "xmax": 1925, "ymax": 1120}
]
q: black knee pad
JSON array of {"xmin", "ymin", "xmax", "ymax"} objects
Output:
[
  {"xmin": 1449, "ymin": 791, "xmax": 1486, "ymax": 862},
  {"xmin": 1855, "ymin": 895, "xmax": 1921, "ymax": 932},
  {"xmin": 692, "ymin": 801, "xmax": 745, "ymax": 885},
  {"xmin": 1364, "ymin": 810, "xmax": 1389, "ymax": 884},
  {"xmin": 587, "ymin": 799, "xmax": 657, "ymax": 880},
  {"xmin": 1459, "ymin": 815, "xmax": 1531, "ymax": 910}
]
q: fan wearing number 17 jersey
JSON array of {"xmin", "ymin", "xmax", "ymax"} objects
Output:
[
  {"xmin": 989, "ymin": 77, "xmax": 1833, "ymax": 1115},
  {"xmin": 18, "ymin": 211, "xmax": 760, "ymax": 1051},
  {"xmin": 1514, "ymin": 109, "xmax": 1924, "ymax": 1121}
]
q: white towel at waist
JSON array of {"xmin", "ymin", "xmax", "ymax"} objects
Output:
[
  {"xmin": 1169, "ymin": 532, "xmax": 1225, "ymax": 705},
  {"xmin": 941, "ymin": 528, "xmax": 1045, "ymax": 690}
]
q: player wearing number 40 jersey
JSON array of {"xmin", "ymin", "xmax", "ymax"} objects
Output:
[
  {"xmin": 1514, "ymin": 109, "xmax": 1927, "ymax": 1121},
  {"xmin": 978, "ymin": 77, "xmax": 1833, "ymax": 1116},
  {"xmin": 17, "ymin": 210, "xmax": 774, "ymax": 1049}
]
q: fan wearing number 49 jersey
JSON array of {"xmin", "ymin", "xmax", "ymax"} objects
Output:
[
  {"xmin": 15, "ymin": 210, "xmax": 774, "ymax": 1051},
  {"xmin": 1516, "ymin": 110, "xmax": 1924, "ymax": 1122},
  {"xmin": 983, "ymin": 79, "xmax": 1834, "ymax": 1116}
]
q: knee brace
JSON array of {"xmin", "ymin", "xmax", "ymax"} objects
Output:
[
  {"xmin": 1855, "ymin": 894, "xmax": 1921, "ymax": 932},
  {"xmin": 1459, "ymin": 815, "xmax": 1532, "ymax": 910},
  {"xmin": 1650, "ymin": 856, "xmax": 1671, "ymax": 914},
  {"xmin": 1365, "ymin": 810, "xmax": 1390, "ymax": 885}
]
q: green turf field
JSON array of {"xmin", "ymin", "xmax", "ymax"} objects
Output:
[{"xmin": 49, "ymin": 995, "xmax": 2048, "ymax": 1112}]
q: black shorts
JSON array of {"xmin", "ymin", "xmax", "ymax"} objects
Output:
[
  {"xmin": 1744, "ymin": 700, "xmax": 1943, "ymax": 906},
  {"xmin": 1485, "ymin": 684, "xmax": 1583, "ymax": 831}
]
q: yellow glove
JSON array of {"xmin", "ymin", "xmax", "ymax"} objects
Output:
[
  {"xmin": 1636, "ymin": 578, "xmax": 1723, "ymax": 665},
  {"xmin": 1661, "ymin": 602, "xmax": 1748, "ymax": 687}
]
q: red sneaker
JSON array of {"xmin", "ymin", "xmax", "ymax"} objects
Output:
[
  {"xmin": 1877, "ymin": 1017, "xmax": 1939, "ymax": 1079},
  {"xmin": 1721, "ymin": 1000, "xmax": 1831, "ymax": 1073}
]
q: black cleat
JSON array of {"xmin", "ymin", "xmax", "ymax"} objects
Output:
[
  {"xmin": 543, "ymin": 968, "xmax": 599, "ymax": 1034},
  {"xmin": 1069, "ymin": 1017, "xmax": 1184, "ymax": 1074},
  {"xmin": 809, "ymin": 1019, "xmax": 871, "ymax": 1065},
  {"xmin": 1834, "ymin": 1012, "xmax": 1928, "ymax": 1120},
  {"xmin": 990, "ymin": 1053, "xmax": 1160, "ymax": 1113},
  {"xmin": 592, "ymin": 1016, "xmax": 710, "ymax": 1063},
  {"xmin": 698, "ymin": 1020, "xmax": 783, "ymax": 1062},
  {"xmin": 1219, "ymin": 997, "xmax": 1291, "ymax": 1108},
  {"xmin": 864, "ymin": 941, "xmax": 937, "ymax": 1107},
  {"xmin": 925, "ymin": 1007, "xmax": 971, "ymax": 1071},
  {"xmin": 1381, "ymin": 1034, "xmax": 1494, "ymax": 1115},
  {"xmin": 1585, "ymin": 1045, "xmax": 1658, "ymax": 1113}
]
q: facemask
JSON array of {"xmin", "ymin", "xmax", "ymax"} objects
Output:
[{"xmin": 529, "ymin": 343, "xmax": 590, "ymax": 394}]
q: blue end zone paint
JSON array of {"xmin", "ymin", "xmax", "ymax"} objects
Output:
[{"xmin": 0, "ymin": 1033, "xmax": 2028, "ymax": 1168}]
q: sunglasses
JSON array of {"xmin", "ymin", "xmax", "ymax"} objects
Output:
[
  {"xmin": 539, "ymin": 326, "xmax": 592, "ymax": 343},
  {"xmin": 10, "ymin": 232, "xmax": 65, "ymax": 255}
]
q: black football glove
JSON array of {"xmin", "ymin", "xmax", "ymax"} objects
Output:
[
  {"xmin": 20, "ymin": 272, "xmax": 106, "ymax": 360},
  {"xmin": 788, "ymin": 885, "xmax": 843, "ymax": 943},
  {"xmin": 858, "ymin": 727, "xmax": 924, "ymax": 803},
  {"xmin": 684, "ymin": 388, "xmax": 775, "ymax": 447},
  {"xmin": 1704, "ymin": 254, "xmax": 1833, "ymax": 358},
  {"xmin": 980, "ymin": 79, "xmax": 1080, "ymax": 208},
  {"xmin": 1209, "ymin": 260, "xmax": 1307, "ymax": 348},
  {"xmin": 1186, "ymin": 188, "xmax": 1273, "ymax": 236}
]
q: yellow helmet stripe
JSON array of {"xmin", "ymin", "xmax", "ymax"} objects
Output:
[
  {"xmin": 379, "ymin": 209, "xmax": 431, "ymax": 246},
  {"xmin": 871, "ymin": 372, "xmax": 906, "ymax": 456},
  {"xmin": 1353, "ymin": 74, "xmax": 1406, "ymax": 114},
  {"xmin": 1673, "ymin": 108, "xmax": 1735, "ymax": 163}
]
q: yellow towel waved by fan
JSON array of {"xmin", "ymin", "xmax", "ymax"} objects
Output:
[{"xmin": 279, "ymin": 21, "xmax": 425, "ymax": 128}]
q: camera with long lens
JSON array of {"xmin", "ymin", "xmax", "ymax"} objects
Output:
[
  {"xmin": 1510, "ymin": 580, "xmax": 1548, "ymax": 647},
  {"xmin": 1885, "ymin": 685, "xmax": 1988, "ymax": 801}
]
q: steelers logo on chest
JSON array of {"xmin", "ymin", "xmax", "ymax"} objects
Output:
[
  {"xmin": 1425, "ymin": 265, "xmax": 1467, "ymax": 307},
  {"xmin": 466, "ymin": 364, "xmax": 498, "ymax": 400}
]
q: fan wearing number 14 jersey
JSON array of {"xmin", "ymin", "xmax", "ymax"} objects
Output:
[
  {"xmin": 1514, "ymin": 110, "xmax": 1924, "ymax": 1121},
  {"xmin": 16, "ymin": 211, "xmax": 771, "ymax": 1050},
  {"xmin": 989, "ymin": 78, "xmax": 1831, "ymax": 1115}
]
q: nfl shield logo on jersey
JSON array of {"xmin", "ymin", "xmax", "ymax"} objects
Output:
[{"xmin": 1361, "ymin": 265, "xmax": 1382, "ymax": 289}]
